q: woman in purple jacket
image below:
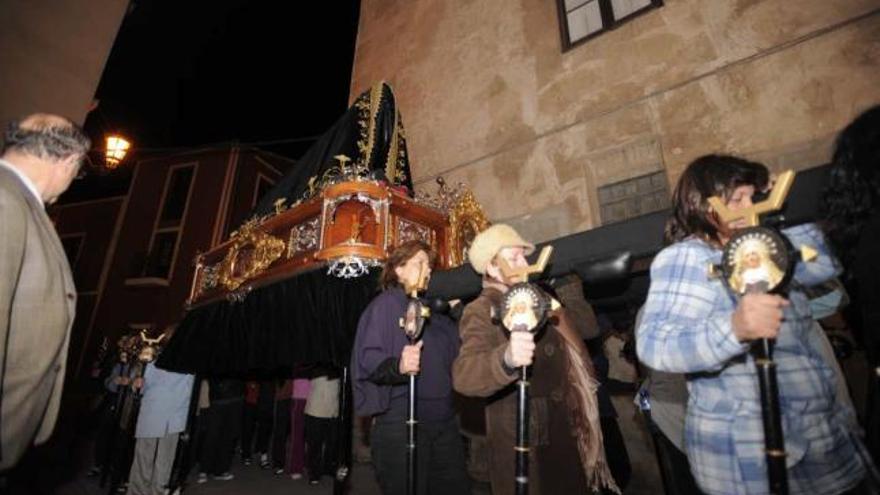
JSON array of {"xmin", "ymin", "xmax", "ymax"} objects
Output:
[{"xmin": 351, "ymin": 240, "xmax": 471, "ymax": 495}]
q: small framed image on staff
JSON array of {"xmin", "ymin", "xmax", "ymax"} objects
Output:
[{"xmin": 721, "ymin": 227, "xmax": 792, "ymax": 295}]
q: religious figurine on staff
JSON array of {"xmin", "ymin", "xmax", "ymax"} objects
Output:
[
  {"xmin": 636, "ymin": 154, "xmax": 872, "ymax": 495},
  {"xmin": 453, "ymin": 224, "xmax": 619, "ymax": 495},
  {"xmin": 351, "ymin": 240, "xmax": 471, "ymax": 495}
]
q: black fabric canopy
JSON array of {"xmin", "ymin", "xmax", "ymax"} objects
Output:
[
  {"xmin": 158, "ymin": 269, "xmax": 379, "ymax": 374},
  {"xmin": 158, "ymin": 82, "xmax": 413, "ymax": 374},
  {"xmin": 251, "ymin": 82, "xmax": 414, "ymax": 217}
]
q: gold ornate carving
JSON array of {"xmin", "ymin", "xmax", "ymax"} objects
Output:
[
  {"xmin": 447, "ymin": 188, "xmax": 490, "ymax": 267},
  {"xmin": 218, "ymin": 222, "xmax": 286, "ymax": 291},
  {"xmin": 355, "ymin": 83, "xmax": 383, "ymax": 172}
]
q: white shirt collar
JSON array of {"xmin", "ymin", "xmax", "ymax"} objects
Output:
[{"xmin": 0, "ymin": 158, "xmax": 43, "ymax": 204}]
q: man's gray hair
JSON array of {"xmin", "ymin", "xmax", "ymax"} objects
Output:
[{"xmin": 2, "ymin": 117, "xmax": 91, "ymax": 161}]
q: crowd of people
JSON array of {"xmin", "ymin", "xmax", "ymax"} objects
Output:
[{"xmin": 90, "ymin": 344, "xmax": 342, "ymax": 493}]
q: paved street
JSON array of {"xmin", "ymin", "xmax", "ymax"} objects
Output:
[{"xmin": 8, "ymin": 392, "xmax": 658, "ymax": 495}]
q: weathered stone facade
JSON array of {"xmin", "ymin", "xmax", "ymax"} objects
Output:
[{"xmin": 351, "ymin": 0, "xmax": 880, "ymax": 242}]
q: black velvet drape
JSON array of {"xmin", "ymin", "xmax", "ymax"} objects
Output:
[{"xmin": 158, "ymin": 269, "xmax": 380, "ymax": 374}]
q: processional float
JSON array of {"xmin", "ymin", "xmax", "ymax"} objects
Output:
[{"xmin": 157, "ymin": 82, "xmax": 490, "ymax": 494}]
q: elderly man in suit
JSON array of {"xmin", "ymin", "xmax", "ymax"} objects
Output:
[{"xmin": 0, "ymin": 113, "xmax": 90, "ymax": 470}]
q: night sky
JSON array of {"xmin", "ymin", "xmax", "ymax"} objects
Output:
[{"xmin": 82, "ymin": 0, "xmax": 361, "ymax": 168}]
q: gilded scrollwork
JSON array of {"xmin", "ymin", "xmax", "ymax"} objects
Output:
[
  {"xmin": 217, "ymin": 223, "xmax": 286, "ymax": 291},
  {"xmin": 414, "ymin": 177, "xmax": 466, "ymax": 212},
  {"xmin": 447, "ymin": 189, "xmax": 490, "ymax": 267}
]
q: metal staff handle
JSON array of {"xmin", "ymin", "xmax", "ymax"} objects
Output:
[
  {"xmin": 400, "ymin": 263, "xmax": 430, "ymax": 495},
  {"xmin": 401, "ymin": 304, "xmax": 426, "ymax": 495},
  {"xmin": 107, "ymin": 361, "xmax": 145, "ymax": 495},
  {"xmin": 99, "ymin": 363, "xmax": 128, "ymax": 488},
  {"xmin": 725, "ymin": 230, "xmax": 794, "ymax": 495},
  {"xmin": 495, "ymin": 247, "xmax": 556, "ymax": 495},
  {"xmin": 407, "ymin": 344, "xmax": 418, "ymax": 495},
  {"xmin": 710, "ymin": 172, "xmax": 800, "ymax": 495},
  {"xmin": 165, "ymin": 376, "xmax": 201, "ymax": 494},
  {"xmin": 333, "ymin": 366, "xmax": 353, "ymax": 495},
  {"xmin": 515, "ymin": 362, "xmax": 529, "ymax": 495},
  {"xmin": 751, "ymin": 337, "xmax": 788, "ymax": 495}
]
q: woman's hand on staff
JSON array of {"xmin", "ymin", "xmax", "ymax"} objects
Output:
[
  {"xmin": 399, "ymin": 340, "xmax": 424, "ymax": 375},
  {"xmin": 732, "ymin": 293, "xmax": 789, "ymax": 341},
  {"xmin": 504, "ymin": 331, "xmax": 535, "ymax": 368}
]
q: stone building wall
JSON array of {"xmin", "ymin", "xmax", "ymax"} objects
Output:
[{"xmin": 350, "ymin": 0, "xmax": 880, "ymax": 242}]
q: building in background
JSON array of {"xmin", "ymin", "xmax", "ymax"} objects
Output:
[
  {"xmin": 50, "ymin": 146, "xmax": 291, "ymax": 381},
  {"xmin": 350, "ymin": 0, "xmax": 880, "ymax": 242}
]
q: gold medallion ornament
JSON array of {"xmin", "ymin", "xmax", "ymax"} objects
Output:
[{"xmin": 217, "ymin": 221, "xmax": 286, "ymax": 291}]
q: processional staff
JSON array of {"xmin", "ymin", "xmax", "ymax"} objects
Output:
[
  {"xmin": 106, "ymin": 330, "xmax": 166, "ymax": 495},
  {"xmin": 399, "ymin": 262, "xmax": 431, "ymax": 495},
  {"xmin": 708, "ymin": 170, "xmax": 817, "ymax": 495},
  {"xmin": 494, "ymin": 246, "xmax": 556, "ymax": 495}
]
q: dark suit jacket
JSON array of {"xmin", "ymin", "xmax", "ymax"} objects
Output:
[{"xmin": 0, "ymin": 163, "xmax": 76, "ymax": 469}]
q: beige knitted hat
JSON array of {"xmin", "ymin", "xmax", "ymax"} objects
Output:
[{"xmin": 467, "ymin": 224, "xmax": 535, "ymax": 274}]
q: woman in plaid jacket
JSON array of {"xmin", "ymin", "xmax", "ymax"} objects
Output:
[{"xmin": 636, "ymin": 154, "xmax": 870, "ymax": 495}]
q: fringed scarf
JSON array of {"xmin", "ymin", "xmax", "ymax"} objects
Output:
[{"xmin": 553, "ymin": 309, "xmax": 621, "ymax": 494}]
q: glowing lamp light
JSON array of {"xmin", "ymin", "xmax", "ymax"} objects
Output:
[{"xmin": 105, "ymin": 135, "xmax": 131, "ymax": 169}]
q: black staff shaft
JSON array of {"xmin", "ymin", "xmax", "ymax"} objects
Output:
[
  {"xmin": 166, "ymin": 375, "xmax": 201, "ymax": 493},
  {"xmin": 99, "ymin": 368, "xmax": 128, "ymax": 488},
  {"xmin": 407, "ymin": 371, "xmax": 418, "ymax": 495},
  {"xmin": 753, "ymin": 338, "xmax": 788, "ymax": 495},
  {"xmin": 515, "ymin": 365, "xmax": 529, "ymax": 495},
  {"xmin": 334, "ymin": 366, "xmax": 353, "ymax": 495},
  {"xmin": 108, "ymin": 362, "xmax": 145, "ymax": 495}
]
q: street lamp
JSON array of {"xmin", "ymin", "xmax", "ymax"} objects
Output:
[{"xmin": 105, "ymin": 134, "xmax": 131, "ymax": 170}]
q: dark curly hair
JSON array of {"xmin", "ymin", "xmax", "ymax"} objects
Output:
[
  {"xmin": 379, "ymin": 240, "xmax": 436, "ymax": 290},
  {"xmin": 822, "ymin": 105, "xmax": 880, "ymax": 266},
  {"xmin": 665, "ymin": 154, "xmax": 769, "ymax": 245}
]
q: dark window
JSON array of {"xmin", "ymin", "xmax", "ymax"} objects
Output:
[
  {"xmin": 159, "ymin": 166, "xmax": 195, "ymax": 225},
  {"xmin": 143, "ymin": 231, "xmax": 179, "ymax": 279},
  {"xmin": 135, "ymin": 163, "xmax": 195, "ymax": 281},
  {"xmin": 556, "ymin": 0, "xmax": 662, "ymax": 51}
]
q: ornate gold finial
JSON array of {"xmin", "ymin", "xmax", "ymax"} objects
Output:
[
  {"xmin": 335, "ymin": 154, "xmax": 351, "ymax": 170},
  {"xmin": 496, "ymin": 246, "xmax": 554, "ymax": 285},
  {"xmin": 800, "ymin": 245, "xmax": 818, "ymax": 262},
  {"xmin": 708, "ymin": 170, "xmax": 795, "ymax": 228},
  {"xmin": 274, "ymin": 197, "xmax": 287, "ymax": 214}
]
